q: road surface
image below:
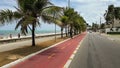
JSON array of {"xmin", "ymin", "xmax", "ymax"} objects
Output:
[{"xmin": 69, "ymin": 33, "xmax": 120, "ymax": 68}]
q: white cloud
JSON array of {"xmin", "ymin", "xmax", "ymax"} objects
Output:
[
  {"xmin": 71, "ymin": 0, "xmax": 117, "ymax": 3},
  {"xmin": 50, "ymin": 0, "xmax": 120, "ymax": 25},
  {"xmin": 0, "ymin": 0, "xmax": 120, "ymax": 26},
  {"xmin": 69, "ymin": 0, "xmax": 120, "ymax": 25},
  {"xmin": 0, "ymin": 0, "xmax": 17, "ymax": 11}
]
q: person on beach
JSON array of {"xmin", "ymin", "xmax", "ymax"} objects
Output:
[
  {"xmin": 9, "ymin": 34, "xmax": 12, "ymax": 38},
  {"xmin": 18, "ymin": 33, "xmax": 20, "ymax": 38}
]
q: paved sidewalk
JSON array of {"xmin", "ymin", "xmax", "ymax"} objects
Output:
[
  {"xmin": 5, "ymin": 33, "xmax": 86, "ymax": 68},
  {"xmin": 101, "ymin": 33, "xmax": 120, "ymax": 41},
  {"xmin": 0, "ymin": 35, "xmax": 61, "ymax": 52}
]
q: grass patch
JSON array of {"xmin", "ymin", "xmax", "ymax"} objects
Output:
[{"xmin": 0, "ymin": 37, "xmax": 68, "ymax": 66}]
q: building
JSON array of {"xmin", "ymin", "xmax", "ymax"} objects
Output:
[{"xmin": 105, "ymin": 19, "xmax": 120, "ymax": 33}]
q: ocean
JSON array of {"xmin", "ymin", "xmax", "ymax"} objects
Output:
[{"xmin": 0, "ymin": 30, "xmax": 60, "ymax": 37}]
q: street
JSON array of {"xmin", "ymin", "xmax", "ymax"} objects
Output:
[{"xmin": 69, "ymin": 33, "xmax": 120, "ymax": 68}]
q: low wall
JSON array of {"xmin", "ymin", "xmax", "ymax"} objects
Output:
[
  {"xmin": 105, "ymin": 28, "xmax": 120, "ymax": 33},
  {"xmin": 0, "ymin": 33, "xmax": 62, "ymax": 44}
]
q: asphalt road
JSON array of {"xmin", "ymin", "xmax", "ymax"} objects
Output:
[{"xmin": 69, "ymin": 33, "xmax": 120, "ymax": 68}]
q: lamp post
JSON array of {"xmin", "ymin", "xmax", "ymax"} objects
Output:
[
  {"xmin": 68, "ymin": 0, "xmax": 70, "ymax": 8},
  {"xmin": 53, "ymin": 13, "xmax": 57, "ymax": 42}
]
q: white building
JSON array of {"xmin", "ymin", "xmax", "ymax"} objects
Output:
[{"xmin": 105, "ymin": 19, "xmax": 120, "ymax": 33}]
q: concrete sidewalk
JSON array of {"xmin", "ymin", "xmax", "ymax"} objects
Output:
[
  {"xmin": 98, "ymin": 33, "xmax": 120, "ymax": 45},
  {"xmin": 0, "ymin": 35, "xmax": 61, "ymax": 52},
  {"xmin": 101, "ymin": 33, "xmax": 120, "ymax": 41}
]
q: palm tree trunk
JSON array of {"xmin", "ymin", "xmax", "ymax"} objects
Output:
[
  {"xmin": 68, "ymin": 26, "xmax": 70, "ymax": 37},
  {"xmin": 65, "ymin": 26, "xmax": 68, "ymax": 37},
  {"xmin": 70, "ymin": 26, "xmax": 73, "ymax": 38},
  {"xmin": 61, "ymin": 27, "xmax": 63, "ymax": 38},
  {"xmin": 32, "ymin": 23, "xmax": 35, "ymax": 46}
]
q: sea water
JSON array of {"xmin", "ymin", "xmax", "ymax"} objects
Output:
[{"xmin": 0, "ymin": 30, "xmax": 60, "ymax": 38}]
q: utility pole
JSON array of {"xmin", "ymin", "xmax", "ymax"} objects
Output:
[
  {"xmin": 54, "ymin": 13, "xmax": 56, "ymax": 42},
  {"xmin": 67, "ymin": 0, "xmax": 70, "ymax": 37},
  {"xmin": 100, "ymin": 17, "xmax": 102, "ymax": 33}
]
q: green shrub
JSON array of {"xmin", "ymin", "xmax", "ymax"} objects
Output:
[{"xmin": 107, "ymin": 32, "xmax": 120, "ymax": 34}]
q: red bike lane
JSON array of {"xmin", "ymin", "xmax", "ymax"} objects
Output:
[{"xmin": 12, "ymin": 33, "xmax": 86, "ymax": 68}]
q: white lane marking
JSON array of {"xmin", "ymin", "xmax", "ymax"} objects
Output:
[{"xmin": 64, "ymin": 35, "xmax": 86, "ymax": 68}]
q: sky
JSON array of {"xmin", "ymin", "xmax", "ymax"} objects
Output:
[{"xmin": 0, "ymin": 0, "xmax": 120, "ymax": 30}]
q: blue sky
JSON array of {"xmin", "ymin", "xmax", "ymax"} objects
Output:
[{"xmin": 0, "ymin": 0, "xmax": 120, "ymax": 30}]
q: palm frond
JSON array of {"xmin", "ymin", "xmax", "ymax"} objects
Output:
[
  {"xmin": 54, "ymin": 20, "xmax": 63, "ymax": 27},
  {"xmin": 15, "ymin": 16, "xmax": 37, "ymax": 35},
  {"xmin": 41, "ymin": 14, "xmax": 54, "ymax": 24},
  {"xmin": 15, "ymin": 18, "xmax": 25, "ymax": 30},
  {"xmin": 42, "ymin": 6, "xmax": 63, "ymax": 18},
  {"xmin": 17, "ymin": 0, "xmax": 35, "ymax": 12},
  {"xmin": 0, "ymin": 9, "xmax": 14, "ymax": 23}
]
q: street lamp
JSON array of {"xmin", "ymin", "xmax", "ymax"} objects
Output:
[{"xmin": 68, "ymin": 0, "xmax": 70, "ymax": 8}]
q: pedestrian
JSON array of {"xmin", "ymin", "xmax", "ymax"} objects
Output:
[{"xmin": 9, "ymin": 34, "xmax": 12, "ymax": 38}]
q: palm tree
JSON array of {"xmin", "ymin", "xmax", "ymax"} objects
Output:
[
  {"xmin": 56, "ymin": 8, "xmax": 74, "ymax": 38},
  {"xmin": 54, "ymin": 19, "xmax": 64, "ymax": 38},
  {"xmin": 92, "ymin": 23, "xmax": 99, "ymax": 32},
  {"xmin": 0, "ymin": 0, "xmax": 61, "ymax": 46},
  {"xmin": 43, "ymin": 6, "xmax": 63, "ymax": 41},
  {"xmin": 55, "ymin": 15, "xmax": 68, "ymax": 38},
  {"xmin": 60, "ymin": 16, "xmax": 68, "ymax": 38},
  {"xmin": 60, "ymin": 8, "xmax": 86, "ymax": 37}
]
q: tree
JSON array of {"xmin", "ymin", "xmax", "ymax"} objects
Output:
[
  {"xmin": 45, "ymin": 6, "xmax": 63, "ymax": 41},
  {"xmin": 0, "ymin": 0, "xmax": 61, "ymax": 46},
  {"xmin": 92, "ymin": 23, "xmax": 99, "ymax": 32},
  {"xmin": 104, "ymin": 5, "xmax": 114, "ymax": 27},
  {"xmin": 42, "ymin": 7, "xmax": 87, "ymax": 39},
  {"xmin": 100, "ymin": 23, "xmax": 105, "ymax": 29},
  {"xmin": 59, "ymin": 15, "xmax": 68, "ymax": 38},
  {"xmin": 114, "ymin": 7, "xmax": 120, "ymax": 19},
  {"xmin": 60, "ymin": 8, "xmax": 86, "ymax": 37}
]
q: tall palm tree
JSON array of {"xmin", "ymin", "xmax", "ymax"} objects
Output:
[
  {"xmin": 0, "ymin": 0, "xmax": 61, "ymax": 46},
  {"xmin": 60, "ymin": 16, "xmax": 68, "ymax": 38},
  {"xmin": 60, "ymin": 8, "xmax": 86, "ymax": 37},
  {"xmin": 43, "ymin": 6, "xmax": 63, "ymax": 41},
  {"xmin": 55, "ymin": 15, "xmax": 68, "ymax": 38}
]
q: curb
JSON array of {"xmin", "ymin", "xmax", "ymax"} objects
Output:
[
  {"xmin": 64, "ymin": 35, "xmax": 86, "ymax": 68},
  {"xmin": 1, "ymin": 38, "xmax": 71, "ymax": 68}
]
